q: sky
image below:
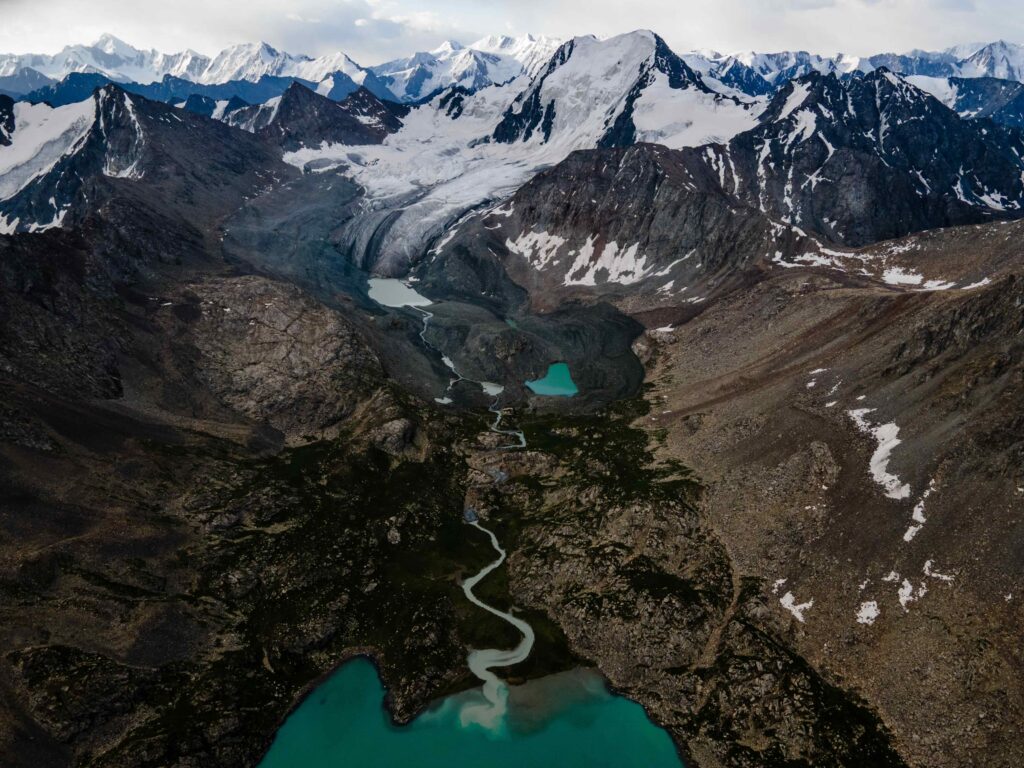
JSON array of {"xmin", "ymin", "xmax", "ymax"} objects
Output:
[{"xmin": 0, "ymin": 0, "xmax": 1021, "ymax": 65}]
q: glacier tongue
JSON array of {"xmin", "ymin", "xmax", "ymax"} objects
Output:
[{"xmin": 283, "ymin": 31, "xmax": 762, "ymax": 274}]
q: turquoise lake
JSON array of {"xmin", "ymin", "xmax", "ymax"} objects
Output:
[
  {"xmin": 259, "ymin": 658, "xmax": 682, "ymax": 768},
  {"xmin": 525, "ymin": 363, "xmax": 579, "ymax": 397}
]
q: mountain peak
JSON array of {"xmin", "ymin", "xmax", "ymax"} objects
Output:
[
  {"xmin": 432, "ymin": 40, "xmax": 465, "ymax": 56},
  {"xmin": 92, "ymin": 33, "xmax": 138, "ymax": 57}
]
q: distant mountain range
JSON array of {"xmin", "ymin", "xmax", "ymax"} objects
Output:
[
  {"xmin": 683, "ymin": 40, "xmax": 1024, "ymax": 95},
  {"xmin": 6, "ymin": 30, "xmax": 1024, "ymax": 250},
  {"xmin": 0, "ymin": 33, "xmax": 561, "ymax": 104},
  {"xmin": 4, "ymin": 33, "xmax": 1024, "ymax": 106}
]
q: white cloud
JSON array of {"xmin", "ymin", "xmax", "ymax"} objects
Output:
[{"xmin": 0, "ymin": 0, "xmax": 1018, "ymax": 65}]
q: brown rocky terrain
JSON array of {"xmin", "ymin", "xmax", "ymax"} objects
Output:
[
  {"xmin": 625, "ymin": 258, "xmax": 1024, "ymax": 766},
  {"xmin": 0, "ymin": 256, "xmax": 528, "ymax": 766}
]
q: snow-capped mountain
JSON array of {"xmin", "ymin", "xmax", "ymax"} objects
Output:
[
  {"xmin": 0, "ymin": 34, "xmax": 387, "ymax": 99},
  {"xmin": 283, "ymin": 31, "xmax": 766, "ymax": 274},
  {"xmin": 6, "ymin": 33, "xmax": 1024, "ymax": 108},
  {"xmin": 958, "ymin": 40, "xmax": 1024, "ymax": 82},
  {"xmin": 905, "ymin": 75, "xmax": 1024, "ymax": 126},
  {"xmin": 470, "ymin": 34, "xmax": 564, "ymax": 77},
  {"xmin": 194, "ymin": 41, "xmax": 388, "ymax": 97},
  {"xmin": 370, "ymin": 35, "xmax": 561, "ymax": 102},
  {"xmin": 0, "ymin": 84, "xmax": 284, "ymax": 234},
  {"xmin": 6, "ymin": 29, "xmax": 1024, "ymax": 259},
  {"xmin": 0, "ymin": 68, "xmax": 56, "ymax": 98},
  {"xmin": 700, "ymin": 69, "xmax": 1024, "ymax": 245},
  {"xmin": 681, "ymin": 41, "xmax": 1024, "ymax": 96},
  {"xmin": 415, "ymin": 67, "xmax": 1024, "ymax": 300},
  {"xmin": 493, "ymin": 31, "xmax": 761, "ymax": 150},
  {"xmin": 0, "ymin": 33, "xmax": 209, "ymax": 84}
]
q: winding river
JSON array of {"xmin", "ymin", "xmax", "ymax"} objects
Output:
[
  {"xmin": 257, "ymin": 279, "xmax": 682, "ymax": 766},
  {"xmin": 371, "ymin": 278, "xmax": 536, "ymax": 730}
]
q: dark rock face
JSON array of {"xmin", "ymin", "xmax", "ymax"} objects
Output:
[
  {"xmin": 185, "ymin": 276, "xmax": 384, "ymax": 440},
  {"xmin": 652, "ymin": 34, "xmax": 709, "ymax": 91},
  {"xmin": 179, "ymin": 94, "xmax": 248, "ymax": 119},
  {"xmin": 369, "ymin": 417, "xmax": 416, "ymax": 455},
  {"xmin": 713, "ymin": 58, "xmax": 775, "ymax": 96},
  {"xmin": 229, "ymin": 82, "xmax": 386, "ymax": 150},
  {"xmin": 20, "ymin": 72, "xmax": 324, "ymax": 110},
  {"xmin": 0, "ymin": 230, "xmax": 126, "ymax": 401},
  {"xmin": 947, "ymin": 76, "xmax": 1024, "ymax": 127},
  {"xmin": 493, "ymin": 38, "xmax": 575, "ymax": 144},
  {"xmin": 336, "ymin": 86, "xmax": 408, "ymax": 135},
  {"xmin": 20, "ymin": 72, "xmax": 112, "ymax": 106},
  {"xmin": 0, "ymin": 66, "xmax": 55, "ymax": 98},
  {"xmin": 0, "ymin": 95, "xmax": 13, "ymax": 146},
  {"xmin": 0, "ymin": 84, "xmax": 292, "ymax": 236},
  {"xmin": 181, "ymin": 93, "xmax": 218, "ymax": 117},
  {"xmin": 707, "ymin": 69, "xmax": 1024, "ymax": 246},
  {"xmin": 430, "ymin": 143, "xmax": 809, "ymax": 301},
  {"xmin": 139, "ymin": 74, "xmax": 318, "ymax": 108},
  {"xmin": 437, "ymin": 85, "xmax": 470, "ymax": 118}
]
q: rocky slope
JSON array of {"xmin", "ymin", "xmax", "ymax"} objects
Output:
[
  {"xmin": 706, "ymin": 69, "xmax": 1024, "ymax": 245},
  {"xmin": 0, "ymin": 84, "xmax": 290, "ymax": 235},
  {"xmin": 0, "ymin": 118, "xmax": 503, "ymax": 767},
  {"xmin": 627, "ymin": 264, "xmax": 1024, "ymax": 768},
  {"xmin": 419, "ymin": 142, "xmax": 798, "ymax": 304},
  {"xmin": 225, "ymin": 82, "xmax": 392, "ymax": 150}
]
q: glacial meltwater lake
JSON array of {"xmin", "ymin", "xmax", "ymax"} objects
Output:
[
  {"xmin": 259, "ymin": 658, "xmax": 682, "ymax": 768},
  {"xmin": 367, "ymin": 278, "xmax": 433, "ymax": 308},
  {"xmin": 526, "ymin": 362, "xmax": 579, "ymax": 397}
]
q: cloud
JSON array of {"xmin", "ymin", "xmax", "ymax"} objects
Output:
[
  {"xmin": 0, "ymin": 0, "xmax": 482, "ymax": 63},
  {"xmin": 0, "ymin": 0, "xmax": 1018, "ymax": 65}
]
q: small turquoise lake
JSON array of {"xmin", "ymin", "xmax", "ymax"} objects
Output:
[
  {"xmin": 526, "ymin": 363, "xmax": 578, "ymax": 397},
  {"xmin": 259, "ymin": 658, "xmax": 682, "ymax": 768}
]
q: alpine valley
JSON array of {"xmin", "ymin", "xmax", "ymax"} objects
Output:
[{"xmin": 0, "ymin": 26, "xmax": 1022, "ymax": 768}]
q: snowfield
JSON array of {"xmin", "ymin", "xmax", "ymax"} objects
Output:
[
  {"xmin": 0, "ymin": 99, "xmax": 95, "ymax": 202},
  {"xmin": 283, "ymin": 31, "xmax": 765, "ymax": 272}
]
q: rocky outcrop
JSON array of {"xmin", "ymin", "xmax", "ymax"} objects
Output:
[
  {"xmin": 707, "ymin": 70, "xmax": 1024, "ymax": 245},
  {"xmin": 0, "ymin": 85, "xmax": 295, "ymax": 236},
  {"xmin": 184, "ymin": 276, "xmax": 383, "ymax": 441},
  {"xmin": 0, "ymin": 95, "xmax": 14, "ymax": 146},
  {"xmin": 228, "ymin": 82, "xmax": 389, "ymax": 150}
]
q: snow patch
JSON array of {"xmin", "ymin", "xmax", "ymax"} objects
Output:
[
  {"xmin": 564, "ymin": 238, "xmax": 652, "ymax": 286},
  {"xmin": 506, "ymin": 230, "xmax": 566, "ymax": 270},
  {"xmin": 778, "ymin": 81, "xmax": 811, "ymax": 121},
  {"xmin": 847, "ymin": 408, "xmax": 912, "ymax": 500},
  {"xmin": 780, "ymin": 591, "xmax": 813, "ymax": 622},
  {"xmin": 904, "ymin": 479, "xmax": 937, "ymax": 542},
  {"xmin": 856, "ymin": 601, "xmax": 880, "ymax": 625}
]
